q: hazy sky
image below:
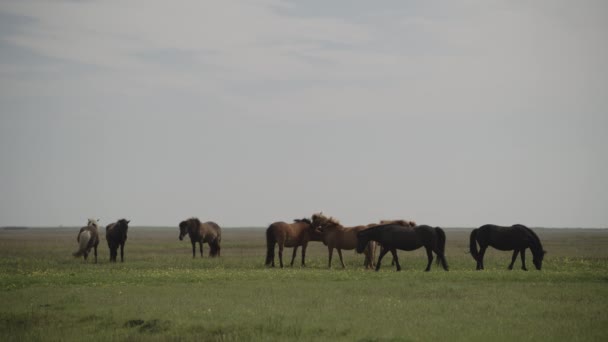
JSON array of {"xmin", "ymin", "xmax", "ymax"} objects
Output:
[{"xmin": 1, "ymin": 0, "xmax": 606, "ymax": 228}]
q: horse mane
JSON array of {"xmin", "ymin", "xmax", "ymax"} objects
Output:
[
  {"xmin": 188, "ymin": 217, "xmax": 202, "ymax": 226},
  {"xmin": 517, "ymin": 224, "xmax": 545, "ymax": 255},
  {"xmin": 293, "ymin": 218, "xmax": 312, "ymax": 225},
  {"xmin": 380, "ymin": 219, "xmax": 416, "ymax": 227},
  {"xmin": 311, "ymin": 212, "xmax": 342, "ymax": 230}
]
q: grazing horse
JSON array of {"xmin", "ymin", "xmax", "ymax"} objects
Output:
[
  {"xmin": 106, "ymin": 219, "xmax": 130, "ymax": 262},
  {"xmin": 356, "ymin": 223, "xmax": 448, "ymax": 272},
  {"xmin": 73, "ymin": 219, "xmax": 100, "ymax": 263},
  {"xmin": 265, "ymin": 218, "xmax": 322, "ymax": 268},
  {"xmin": 469, "ymin": 224, "xmax": 546, "ymax": 271},
  {"xmin": 311, "ymin": 213, "xmax": 377, "ymax": 269},
  {"xmin": 179, "ymin": 218, "xmax": 222, "ymax": 258}
]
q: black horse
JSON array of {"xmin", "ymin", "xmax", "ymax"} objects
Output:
[
  {"xmin": 356, "ymin": 224, "xmax": 448, "ymax": 272},
  {"xmin": 106, "ymin": 219, "xmax": 130, "ymax": 262},
  {"xmin": 469, "ymin": 224, "xmax": 545, "ymax": 271}
]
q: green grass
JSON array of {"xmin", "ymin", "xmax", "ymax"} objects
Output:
[{"xmin": 0, "ymin": 227, "xmax": 607, "ymax": 341}]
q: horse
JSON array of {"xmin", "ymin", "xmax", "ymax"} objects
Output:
[
  {"xmin": 106, "ymin": 219, "xmax": 130, "ymax": 262},
  {"xmin": 73, "ymin": 218, "xmax": 100, "ymax": 263},
  {"xmin": 378, "ymin": 219, "xmax": 417, "ymax": 265},
  {"xmin": 311, "ymin": 213, "xmax": 377, "ymax": 269},
  {"xmin": 265, "ymin": 218, "xmax": 322, "ymax": 268},
  {"xmin": 179, "ymin": 218, "xmax": 222, "ymax": 258},
  {"xmin": 469, "ymin": 224, "xmax": 546, "ymax": 271},
  {"xmin": 356, "ymin": 223, "xmax": 448, "ymax": 272}
]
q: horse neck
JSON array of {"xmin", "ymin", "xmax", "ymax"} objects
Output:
[
  {"xmin": 188, "ymin": 224, "xmax": 202, "ymax": 238},
  {"xmin": 324, "ymin": 223, "xmax": 344, "ymax": 232},
  {"xmin": 523, "ymin": 228, "xmax": 543, "ymax": 255}
]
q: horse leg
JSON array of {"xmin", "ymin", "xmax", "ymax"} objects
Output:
[
  {"xmin": 521, "ymin": 248, "xmax": 528, "ymax": 271},
  {"xmin": 508, "ymin": 250, "xmax": 519, "ymax": 270},
  {"xmin": 191, "ymin": 242, "xmax": 196, "ymax": 258},
  {"xmin": 375, "ymin": 247, "xmax": 390, "ymax": 272},
  {"xmin": 83, "ymin": 251, "xmax": 88, "ymax": 262},
  {"xmin": 301, "ymin": 243, "xmax": 307, "ymax": 267},
  {"xmin": 328, "ymin": 246, "xmax": 334, "ymax": 269},
  {"xmin": 120, "ymin": 243, "xmax": 124, "ymax": 262},
  {"xmin": 94, "ymin": 246, "xmax": 97, "ymax": 264},
  {"xmin": 478, "ymin": 246, "xmax": 488, "ymax": 270},
  {"xmin": 290, "ymin": 246, "xmax": 298, "ymax": 267},
  {"xmin": 200, "ymin": 241, "xmax": 204, "ymax": 257},
  {"xmin": 278, "ymin": 244, "xmax": 284, "ymax": 268},
  {"xmin": 390, "ymin": 248, "xmax": 401, "ymax": 271},
  {"xmin": 424, "ymin": 246, "xmax": 434, "ymax": 272},
  {"xmin": 366, "ymin": 242, "xmax": 376, "ymax": 269},
  {"xmin": 337, "ymin": 249, "xmax": 345, "ymax": 268}
]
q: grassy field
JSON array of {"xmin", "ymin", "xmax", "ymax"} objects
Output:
[{"xmin": 0, "ymin": 227, "xmax": 607, "ymax": 341}]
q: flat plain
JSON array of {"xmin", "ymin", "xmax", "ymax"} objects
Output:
[{"xmin": 0, "ymin": 227, "xmax": 607, "ymax": 341}]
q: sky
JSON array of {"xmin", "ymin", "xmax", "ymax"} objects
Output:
[{"xmin": 0, "ymin": 0, "xmax": 607, "ymax": 228}]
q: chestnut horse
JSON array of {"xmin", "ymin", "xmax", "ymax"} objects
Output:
[
  {"xmin": 106, "ymin": 219, "xmax": 130, "ymax": 262},
  {"xmin": 265, "ymin": 218, "xmax": 322, "ymax": 268},
  {"xmin": 73, "ymin": 218, "xmax": 100, "ymax": 263},
  {"xmin": 179, "ymin": 218, "xmax": 222, "ymax": 258},
  {"xmin": 311, "ymin": 213, "xmax": 376, "ymax": 269}
]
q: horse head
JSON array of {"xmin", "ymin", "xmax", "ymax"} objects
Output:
[
  {"xmin": 87, "ymin": 218, "xmax": 100, "ymax": 228},
  {"xmin": 311, "ymin": 212, "xmax": 340, "ymax": 232},
  {"xmin": 116, "ymin": 219, "xmax": 130, "ymax": 234},
  {"xmin": 178, "ymin": 220, "xmax": 189, "ymax": 240},
  {"xmin": 533, "ymin": 250, "xmax": 546, "ymax": 270},
  {"xmin": 355, "ymin": 231, "xmax": 368, "ymax": 254}
]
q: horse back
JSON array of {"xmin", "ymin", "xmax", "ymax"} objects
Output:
[
  {"xmin": 332, "ymin": 225, "xmax": 366, "ymax": 250},
  {"xmin": 196, "ymin": 221, "xmax": 221, "ymax": 242},
  {"xmin": 105, "ymin": 222, "xmax": 125, "ymax": 243},
  {"xmin": 267, "ymin": 221, "xmax": 309, "ymax": 247},
  {"xmin": 368, "ymin": 224, "xmax": 423, "ymax": 251},
  {"xmin": 477, "ymin": 224, "xmax": 532, "ymax": 250}
]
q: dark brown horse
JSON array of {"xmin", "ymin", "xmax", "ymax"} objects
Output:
[
  {"xmin": 179, "ymin": 218, "xmax": 222, "ymax": 258},
  {"xmin": 106, "ymin": 219, "xmax": 130, "ymax": 262},
  {"xmin": 470, "ymin": 224, "xmax": 545, "ymax": 270},
  {"xmin": 356, "ymin": 223, "xmax": 448, "ymax": 272},
  {"xmin": 311, "ymin": 213, "xmax": 377, "ymax": 269},
  {"xmin": 265, "ymin": 218, "xmax": 322, "ymax": 268},
  {"xmin": 73, "ymin": 218, "xmax": 100, "ymax": 263},
  {"xmin": 377, "ymin": 219, "xmax": 417, "ymax": 265}
]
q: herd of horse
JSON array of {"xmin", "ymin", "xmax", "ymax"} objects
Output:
[{"xmin": 73, "ymin": 213, "xmax": 546, "ymax": 271}]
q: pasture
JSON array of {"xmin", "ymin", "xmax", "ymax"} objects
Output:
[{"xmin": 0, "ymin": 227, "xmax": 607, "ymax": 341}]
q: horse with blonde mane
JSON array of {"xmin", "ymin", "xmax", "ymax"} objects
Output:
[
  {"xmin": 73, "ymin": 218, "xmax": 100, "ymax": 263},
  {"xmin": 311, "ymin": 213, "xmax": 376, "ymax": 269},
  {"xmin": 265, "ymin": 218, "xmax": 322, "ymax": 268}
]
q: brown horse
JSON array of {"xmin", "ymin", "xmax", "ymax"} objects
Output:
[
  {"xmin": 265, "ymin": 218, "xmax": 322, "ymax": 268},
  {"xmin": 106, "ymin": 219, "xmax": 130, "ymax": 262},
  {"xmin": 311, "ymin": 213, "xmax": 376, "ymax": 269},
  {"xmin": 179, "ymin": 218, "xmax": 222, "ymax": 258},
  {"xmin": 73, "ymin": 218, "xmax": 100, "ymax": 263}
]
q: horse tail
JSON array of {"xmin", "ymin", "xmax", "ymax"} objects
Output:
[
  {"xmin": 73, "ymin": 230, "xmax": 91, "ymax": 257},
  {"xmin": 265, "ymin": 226, "xmax": 276, "ymax": 266},
  {"xmin": 435, "ymin": 227, "xmax": 449, "ymax": 270},
  {"xmin": 210, "ymin": 238, "xmax": 221, "ymax": 257},
  {"xmin": 469, "ymin": 228, "xmax": 480, "ymax": 261}
]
